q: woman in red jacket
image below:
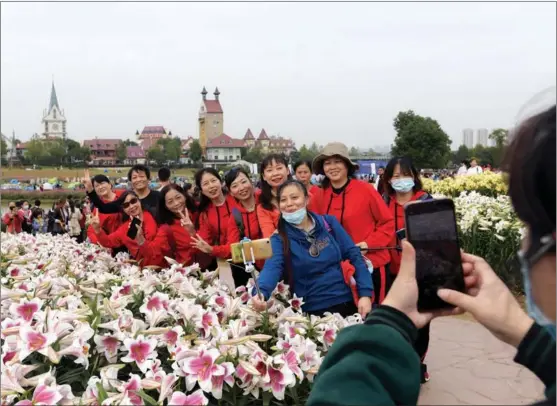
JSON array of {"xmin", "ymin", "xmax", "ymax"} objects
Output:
[
  {"xmin": 157, "ymin": 184, "xmax": 199, "ymax": 266},
  {"xmin": 312, "ymin": 142, "xmax": 395, "ymax": 306},
  {"xmin": 192, "ymin": 167, "xmax": 264, "ymax": 286},
  {"xmin": 190, "ymin": 168, "xmax": 237, "ymax": 270},
  {"xmin": 90, "ymin": 191, "xmax": 169, "ymax": 268},
  {"xmin": 382, "ymin": 156, "xmax": 433, "ymax": 383}
]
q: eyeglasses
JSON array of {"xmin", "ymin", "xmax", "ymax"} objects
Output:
[
  {"xmin": 122, "ymin": 198, "xmax": 139, "ymax": 209},
  {"xmin": 306, "ymin": 234, "xmax": 320, "ymax": 257}
]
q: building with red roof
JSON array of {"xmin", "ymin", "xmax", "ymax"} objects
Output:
[
  {"xmin": 137, "ymin": 126, "xmax": 171, "ymax": 151},
  {"xmin": 242, "ymin": 128, "xmax": 296, "ymax": 156},
  {"xmin": 83, "ymin": 138, "xmax": 122, "ymax": 166},
  {"xmin": 124, "ymin": 146, "xmax": 146, "ymax": 165},
  {"xmin": 204, "ymin": 133, "xmax": 245, "ymax": 168}
]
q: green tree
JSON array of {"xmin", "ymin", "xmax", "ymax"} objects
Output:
[
  {"xmin": 123, "ymin": 139, "xmax": 138, "ymax": 147},
  {"xmin": 25, "ymin": 139, "xmax": 46, "ymax": 164},
  {"xmin": 116, "ymin": 142, "xmax": 127, "ymax": 163},
  {"xmin": 147, "ymin": 146, "xmax": 165, "ymax": 165},
  {"xmin": 1, "ymin": 137, "xmax": 9, "ymax": 158},
  {"xmin": 47, "ymin": 140, "xmax": 66, "ymax": 165},
  {"xmin": 244, "ymin": 146, "xmax": 264, "ymax": 163},
  {"xmin": 391, "ymin": 110, "xmax": 452, "ymax": 169},
  {"xmin": 349, "ymin": 146, "xmax": 360, "ymax": 157},
  {"xmin": 189, "ymin": 139, "xmax": 203, "ymax": 163},
  {"xmin": 157, "ymin": 137, "xmax": 181, "ymax": 162},
  {"xmin": 454, "ymin": 145, "xmax": 470, "ymax": 164},
  {"xmin": 297, "ymin": 144, "xmax": 318, "ymax": 162},
  {"xmin": 489, "ymin": 128, "xmax": 508, "ymax": 148}
]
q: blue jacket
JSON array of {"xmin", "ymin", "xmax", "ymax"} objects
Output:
[{"xmin": 256, "ymin": 213, "xmax": 373, "ymax": 312}]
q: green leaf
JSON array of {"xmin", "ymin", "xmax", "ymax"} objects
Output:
[
  {"xmin": 96, "ymin": 382, "xmax": 109, "ymax": 404},
  {"xmin": 137, "ymin": 390, "xmax": 159, "ymax": 406},
  {"xmin": 262, "ymin": 391, "xmax": 273, "ymax": 406}
]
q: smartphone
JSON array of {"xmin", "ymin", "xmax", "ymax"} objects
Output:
[
  {"xmin": 230, "ymin": 238, "xmax": 273, "ymax": 263},
  {"xmin": 127, "ymin": 217, "xmax": 142, "ymax": 239},
  {"xmin": 395, "ymin": 228, "xmax": 406, "ymax": 241},
  {"xmin": 404, "ymin": 198, "xmax": 465, "ymax": 311}
]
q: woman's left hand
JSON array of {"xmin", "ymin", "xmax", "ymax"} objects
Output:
[
  {"xmin": 191, "ymin": 234, "xmax": 213, "ymax": 254},
  {"xmin": 135, "ymin": 223, "xmax": 145, "ymax": 246},
  {"xmin": 357, "ymin": 296, "xmax": 372, "ymax": 317},
  {"xmin": 356, "ymin": 241, "xmax": 368, "ymax": 254}
]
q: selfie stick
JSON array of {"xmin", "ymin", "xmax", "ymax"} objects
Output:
[{"xmin": 240, "ymin": 238, "xmax": 262, "ymax": 299}]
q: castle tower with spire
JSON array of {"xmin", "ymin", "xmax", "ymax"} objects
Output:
[
  {"xmin": 42, "ymin": 81, "xmax": 67, "ymax": 139},
  {"xmin": 198, "ymin": 86, "xmax": 223, "ymax": 155}
]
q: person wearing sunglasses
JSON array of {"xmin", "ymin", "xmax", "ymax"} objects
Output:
[
  {"xmin": 2, "ymin": 202, "xmax": 24, "ymax": 234},
  {"xmin": 252, "ymin": 180, "xmax": 373, "ymax": 318},
  {"xmin": 90, "ymin": 191, "xmax": 170, "ymax": 268}
]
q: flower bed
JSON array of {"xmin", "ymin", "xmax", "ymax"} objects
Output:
[
  {"xmin": 423, "ymin": 173, "xmax": 508, "ymax": 197},
  {"xmin": 449, "ymin": 191, "xmax": 523, "ymax": 291},
  {"xmin": 1, "ymin": 233, "xmax": 361, "ymax": 406}
]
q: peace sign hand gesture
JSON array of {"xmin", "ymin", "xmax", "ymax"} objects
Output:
[
  {"xmin": 91, "ymin": 209, "xmax": 101, "ymax": 233},
  {"xmin": 179, "ymin": 207, "xmax": 195, "ymax": 235},
  {"xmin": 135, "ymin": 222, "xmax": 146, "ymax": 246},
  {"xmin": 83, "ymin": 169, "xmax": 93, "ymax": 193}
]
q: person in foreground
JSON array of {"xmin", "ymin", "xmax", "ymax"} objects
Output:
[
  {"xmin": 307, "ymin": 103, "xmax": 556, "ymax": 406},
  {"xmin": 252, "ymin": 180, "xmax": 373, "ymax": 318}
]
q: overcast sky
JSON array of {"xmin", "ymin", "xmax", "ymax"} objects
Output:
[{"xmin": 1, "ymin": 2, "xmax": 555, "ymax": 149}]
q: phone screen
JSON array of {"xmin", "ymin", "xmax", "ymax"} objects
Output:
[{"xmin": 405, "ymin": 199, "xmax": 465, "ymax": 311}]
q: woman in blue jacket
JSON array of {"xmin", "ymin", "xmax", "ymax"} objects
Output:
[{"xmin": 252, "ymin": 180, "xmax": 373, "ymax": 317}]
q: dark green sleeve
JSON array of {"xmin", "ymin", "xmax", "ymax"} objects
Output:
[
  {"xmin": 514, "ymin": 323, "xmax": 556, "ymax": 400},
  {"xmin": 307, "ymin": 305, "xmax": 421, "ymax": 406}
]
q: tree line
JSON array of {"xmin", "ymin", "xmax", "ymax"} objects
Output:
[{"xmin": 390, "ymin": 110, "xmax": 509, "ymax": 169}]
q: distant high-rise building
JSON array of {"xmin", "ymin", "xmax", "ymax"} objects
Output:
[
  {"xmin": 462, "ymin": 128, "xmax": 474, "ymax": 149},
  {"xmin": 477, "ymin": 128, "xmax": 489, "ymax": 147}
]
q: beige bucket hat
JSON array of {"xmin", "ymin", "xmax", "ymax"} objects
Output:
[{"xmin": 312, "ymin": 142, "xmax": 359, "ymax": 175}]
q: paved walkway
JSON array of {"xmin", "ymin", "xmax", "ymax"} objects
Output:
[{"xmin": 418, "ymin": 318, "xmax": 545, "ymax": 405}]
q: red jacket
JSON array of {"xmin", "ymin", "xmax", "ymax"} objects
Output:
[
  {"xmin": 314, "ymin": 179, "xmax": 394, "ymax": 267},
  {"xmin": 385, "ymin": 190, "xmax": 430, "ymax": 274},
  {"xmin": 87, "ymin": 192, "xmax": 123, "ymax": 244},
  {"xmin": 196, "ymin": 194, "xmax": 238, "ymax": 258},
  {"xmin": 2, "ymin": 211, "xmax": 23, "ymax": 234},
  {"xmin": 166, "ymin": 219, "xmax": 195, "ymax": 266},
  {"xmin": 94, "ymin": 211, "xmax": 169, "ymax": 267}
]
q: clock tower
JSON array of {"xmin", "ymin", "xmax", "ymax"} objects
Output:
[{"xmin": 41, "ymin": 81, "xmax": 67, "ymax": 139}]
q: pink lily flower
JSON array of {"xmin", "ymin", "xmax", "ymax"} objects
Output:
[
  {"xmin": 118, "ymin": 374, "xmax": 143, "ymax": 406},
  {"xmin": 121, "ymin": 335, "xmax": 158, "ymax": 373},
  {"xmin": 162, "ymin": 326, "xmax": 183, "ymax": 349},
  {"xmin": 196, "ymin": 311, "xmax": 219, "ymax": 338},
  {"xmin": 318, "ymin": 328, "xmax": 337, "ymax": 349},
  {"xmin": 264, "ymin": 362, "xmax": 296, "ymax": 400},
  {"xmin": 288, "ymin": 295, "xmax": 304, "ymax": 312},
  {"xmin": 14, "ymin": 383, "xmax": 62, "ymax": 406},
  {"xmin": 93, "ymin": 334, "xmax": 122, "ymax": 363},
  {"xmin": 168, "ymin": 389, "xmax": 208, "ymax": 406},
  {"xmin": 9, "ymin": 298, "xmax": 44, "ymax": 323},
  {"xmin": 18, "ymin": 325, "xmax": 57, "ymax": 361},
  {"xmin": 180, "ymin": 347, "xmax": 224, "ymax": 393},
  {"xmin": 210, "ymin": 361, "xmax": 235, "ymax": 399},
  {"xmin": 279, "ymin": 349, "xmax": 303, "ymax": 381},
  {"xmin": 139, "ymin": 292, "xmax": 169, "ymax": 315},
  {"xmin": 1, "ymin": 318, "xmax": 21, "ymax": 339}
]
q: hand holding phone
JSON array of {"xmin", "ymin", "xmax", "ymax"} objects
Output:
[
  {"xmin": 127, "ymin": 217, "xmax": 142, "ymax": 239},
  {"xmin": 404, "ymin": 198, "xmax": 465, "ymax": 311}
]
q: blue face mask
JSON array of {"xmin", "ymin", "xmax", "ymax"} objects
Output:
[
  {"xmin": 391, "ymin": 178, "xmax": 415, "ymax": 193},
  {"xmin": 282, "ymin": 207, "xmax": 307, "ymax": 225},
  {"xmin": 519, "ymin": 251, "xmax": 556, "ymax": 339}
]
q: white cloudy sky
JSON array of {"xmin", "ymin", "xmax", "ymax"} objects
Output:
[{"xmin": 1, "ymin": 2, "xmax": 555, "ymax": 149}]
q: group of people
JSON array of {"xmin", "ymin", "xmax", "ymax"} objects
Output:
[
  {"xmin": 2, "ymin": 197, "xmax": 89, "ymax": 242},
  {"xmin": 77, "ymin": 141, "xmax": 436, "ymax": 382}
]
